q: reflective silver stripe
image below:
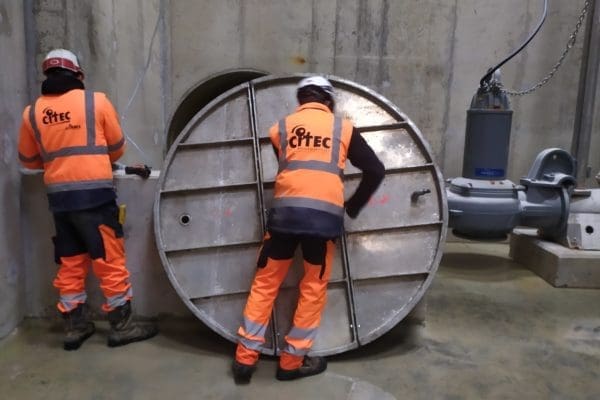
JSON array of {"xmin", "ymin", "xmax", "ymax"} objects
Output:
[
  {"xmin": 59, "ymin": 292, "xmax": 87, "ymax": 312},
  {"xmin": 108, "ymin": 137, "xmax": 125, "ymax": 152},
  {"xmin": 47, "ymin": 146, "xmax": 108, "ymax": 159},
  {"xmin": 28, "ymin": 101, "xmax": 50, "ymax": 162},
  {"xmin": 106, "ymin": 287, "xmax": 132, "ymax": 310},
  {"xmin": 285, "ymin": 160, "xmax": 342, "ymax": 175},
  {"xmin": 28, "ymin": 92, "xmax": 109, "ymax": 163},
  {"xmin": 287, "ymin": 325, "xmax": 318, "ymax": 342},
  {"xmin": 18, "ymin": 152, "xmax": 42, "ymax": 163},
  {"xmin": 85, "ymin": 90, "xmax": 95, "ymax": 146},
  {"xmin": 46, "ymin": 179, "xmax": 114, "ymax": 193},
  {"xmin": 273, "ymin": 197, "xmax": 344, "ymax": 216},
  {"xmin": 242, "ymin": 316, "xmax": 268, "ymax": 339},
  {"xmin": 282, "ymin": 342, "xmax": 310, "ymax": 356},
  {"xmin": 239, "ymin": 336, "xmax": 264, "ymax": 351},
  {"xmin": 330, "ymin": 116, "xmax": 342, "ymax": 165},
  {"xmin": 278, "ymin": 119, "xmax": 287, "ymax": 173}
]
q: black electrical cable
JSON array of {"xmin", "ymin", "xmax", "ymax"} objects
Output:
[{"xmin": 479, "ymin": 0, "xmax": 548, "ymax": 87}]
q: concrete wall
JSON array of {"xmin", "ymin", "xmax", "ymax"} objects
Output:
[
  {"xmin": 446, "ymin": 0, "xmax": 597, "ymax": 184},
  {"xmin": 168, "ymin": 0, "xmax": 598, "ymax": 185},
  {"xmin": 20, "ymin": 172, "xmax": 190, "ymax": 318},
  {"xmin": 0, "ymin": 1, "xmax": 27, "ymax": 337},
  {"xmin": 3, "ymin": 1, "xmax": 599, "ymax": 318},
  {"xmin": 27, "ymin": 0, "xmax": 598, "ymax": 182},
  {"xmin": 27, "ymin": 0, "xmax": 168, "ymax": 167}
]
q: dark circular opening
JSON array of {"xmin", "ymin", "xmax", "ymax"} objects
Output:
[
  {"xmin": 585, "ymin": 225, "xmax": 594, "ymax": 234},
  {"xmin": 166, "ymin": 69, "xmax": 268, "ymax": 149},
  {"xmin": 179, "ymin": 214, "xmax": 191, "ymax": 226}
]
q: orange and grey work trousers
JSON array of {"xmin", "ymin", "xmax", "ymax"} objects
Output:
[
  {"xmin": 51, "ymin": 200, "xmax": 132, "ymax": 313},
  {"xmin": 235, "ymin": 231, "xmax": 335, "ymax": 371}
]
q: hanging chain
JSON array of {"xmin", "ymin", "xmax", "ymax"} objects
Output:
[{"xmin": 503, "ymin": 0, "xmax": 590, "ymax": 96}]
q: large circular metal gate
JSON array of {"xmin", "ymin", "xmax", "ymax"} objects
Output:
[{"xmin": 154, "ymin": 74, "xmax": 447, "ymax": 356}]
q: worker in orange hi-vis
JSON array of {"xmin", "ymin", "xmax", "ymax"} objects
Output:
[
  {"xmin": 18, "ymin": 49, "xmax": 157, "ymax": 351},
  {"xmin": 232, "ymin": 76, "xmax": 385, "ymax": 383}
]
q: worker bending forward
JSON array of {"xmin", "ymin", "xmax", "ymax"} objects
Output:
[
  {"xmin": 18, "ymin": 49, "xmax": 157, "ymax": 350},
  {"xmin": 233, "ymin": 76, "xmax": 385, "ymax": 382}
]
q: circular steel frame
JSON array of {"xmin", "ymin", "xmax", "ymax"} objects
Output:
[{"xmin": 154, "ymin": 74, "xmax": 448, "ymax": 355}]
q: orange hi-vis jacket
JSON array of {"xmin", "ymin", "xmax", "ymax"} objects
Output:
[
  {"xmin": 268, "ymin": 102, "xmax": 353, "ymax": 236},
  {"xmin": 18, "ymin": 89, "xmax": 125, "ymax": 210}
]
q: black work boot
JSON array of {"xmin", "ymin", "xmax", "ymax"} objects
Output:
[
  {"xmin": 107, "ymin": 301, "xmax": 158, "ymax": 347},
  {"xmin": 62, "ymin": 303, "xmax": 95, "ymax": 351},
  {"xmin": 276, "ymin": 356, "xmax": 327, "ymax": 381},
  {"xmin": 232, "ymin": 361, "xmax": 257, "ymax": 384}
]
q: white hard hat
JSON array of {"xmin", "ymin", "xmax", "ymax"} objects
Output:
[
  {"xmin": 42, "ymin": 49, "xmax": 84, "ymax": 77},
  {"xmin": 297, "ymin": 76, "xmax": 334, "ymax": 96}
]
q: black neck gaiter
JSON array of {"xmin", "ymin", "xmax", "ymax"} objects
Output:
[{"xmin": 41, "ymin": 74, "xmax": 85, "ymax": 95}]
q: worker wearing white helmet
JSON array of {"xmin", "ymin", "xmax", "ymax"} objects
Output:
[
  {"xmin": 297, "ymin": 75, "xmax": 335, "ymax": 95},
  {"xmin": 232, "ymin": 75, "xmax": 385, "ymax": 383},
  {"xmin": 42, "ymin": 48, "xmax": 85, "ymax": 78},
  {"xmin": 18, "ymin": 48, "xmax": 157, "ymax": 351}
]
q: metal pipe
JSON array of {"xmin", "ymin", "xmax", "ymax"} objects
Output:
[{"xmin": 571, "ymin": 0, "xmax": 600, "ymax": 184}]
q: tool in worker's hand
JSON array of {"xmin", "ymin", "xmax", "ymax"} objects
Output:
[
  {"xmin": 125, "ymin": 164, "xmax": 151, "ymax": 179},
  {"xmin": 112, "ymin": 163, "xmax": 152, "ymax": 179}
]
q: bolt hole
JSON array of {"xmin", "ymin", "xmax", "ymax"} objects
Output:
[
  {"xmin": 179, "ymin": 214, "xmax": 191, "ymax": 226},
  {"xmin": 585, "ymin": 226, "xmax": 594, "ymax": 234}
]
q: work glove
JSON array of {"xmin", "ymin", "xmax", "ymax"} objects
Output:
[
  {"xmin": 344, "ymin": 201, "xmax": 359, "ymax": 219},
  {"xmin": 112, "ymin": 163, "xmax": 152, "ymax": 179},
  {"xmin": 125, "ymin": 164, "xmax": 152, "ymax": 179}
]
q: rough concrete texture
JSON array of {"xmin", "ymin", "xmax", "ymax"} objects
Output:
[
  {"xmin": 170, "ymin": 0, "xmax": 595, "ymax": 184},
  {"xmin": 0, "ymin": 1, "xmax": 27, "ymax": 338},
  {"xmin": 1, "ymin": 243, "xmax": 599, "ymax": 399},
  {"xmin": 24, "ymin": 0, "xmax": 597, "ymax": 185},
  {"xmin": 28, "ymin": 0, "xmax": 168, "ymax": 167},
  {"xmin": 510, "ymin": 230, "xmax": 600, "ymax": 288},
  {"xmin": 19, "ymin": 172, "xmax": 190, "ymax": 319}
]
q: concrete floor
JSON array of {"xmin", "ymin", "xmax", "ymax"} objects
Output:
[{"xmin": 1, "ymin": 242, "xmax": 599, "ymax": 400}]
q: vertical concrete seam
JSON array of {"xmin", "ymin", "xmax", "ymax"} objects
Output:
[
  {"xmin": 86, "ymin": 2, "xmax": 97, "ymax": 59},
  {"xmin": 23, "ymin": 0, "xmax": 37, "ymax": 102},
  {"xmin": 309, "ymin": 0, "xmax": 318, "ymax": 71},
  {"xmin": 441, "ymin": 0, "xmax": 459, "ymax": 171},
  {"xmin": 159, "ymin": 0, "xmax": 171, "ymax": 151},
  {"xmin": 508, "ymin": 0, "xmax": 533, "ymax": 177},
  {"xmin": 376, "ymin": 0, "xmax": 390, "ymax": 92},
  {"xmin": 509, "ymin": 1, "xmax": 533, "ymax": 95},
  {"xmin": 62, "ymin": 0, "xmax": 68, "ymax": 48},
  {"xmin": 354, "ymin": 0, "xmax": 368, "ymax": 79},
  {"xmin": 238, "ymin": 2, "xmax": 246, "ymax": 65},
  {"xmin": 333, "ymin": 0, "xmax": 341, "ymax": 74},
  {"xmin": 110, "ymin": 0, "xmax": 118, "ymax": 103}
]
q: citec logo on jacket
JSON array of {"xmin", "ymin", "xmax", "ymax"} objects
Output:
[
  {"xmin": 42, "ymin": 107, "xmax": 71, "ymax": 125},
  {"xmin": 289, "ymin": 125, "xmax": 331, "ymax": 149}
]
